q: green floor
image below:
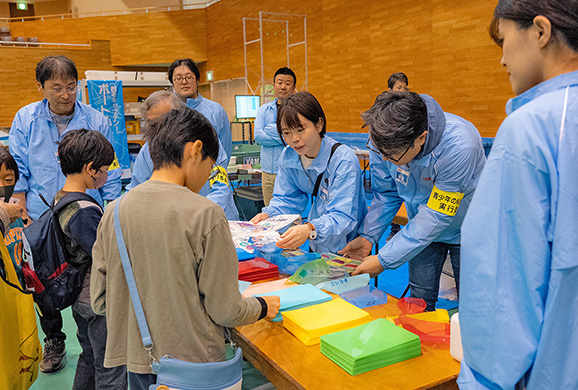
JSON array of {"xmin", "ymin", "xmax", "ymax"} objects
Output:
[{"xmin": 30, "ymin": 307, "xmax": 275, "ymax": 390}]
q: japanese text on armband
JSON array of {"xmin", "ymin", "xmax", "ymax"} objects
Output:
[
  {"xmin": 210, "ymin": 165, "xmax": 229, "ymax": 186},
  {"xmin": 108, "ymin": 154, "xmax": 120, "ymax": 171},
  {"xmin": 426, "ymin": 185, "xmax": 464, "ymax": 216}
]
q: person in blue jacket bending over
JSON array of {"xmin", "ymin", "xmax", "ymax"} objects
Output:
[
  {"xmin": 458, "ymin": 1, "xmax": 578, "ymax": 389},
  {"xmin": 127, "ymin": 91, "xmax": 239, "ymax": 220},
  {"xmin": 343, "ymin": 92, "xmax": 485, "ymax": 311},
  {"xmin": 168, "ymin": 58, "xmax": 232, "ymax": 161},
  {"xmin": 254, "ymin": 67, "xmax": 297, "ymax": 206},
  {"xmin": 251, "ymin": 91, "xmax": 367, "ymax": 254},
  {"xmin": 9, "ymin": 55, "xmax": 122, "ymax": 374}
]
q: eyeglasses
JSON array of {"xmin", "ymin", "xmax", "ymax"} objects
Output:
[
  {"xmin": 205, "ymin": 152, "xmax": 219, "ymax": 181},
  {"xmin": 366, "ymin": 138, "xmax": 413, "ymax": 163},
  {"xmin": 173, "ymin": 75, "xmax": 195, "ymax": 83},
  {"xmin": 47, "ymin": 86, "xmax": 77, "ymax": 96}
]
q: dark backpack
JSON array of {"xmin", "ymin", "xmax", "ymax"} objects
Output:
[{"xmin": 21, "ymin": 192, "xmax": 100, "ymax": 313}]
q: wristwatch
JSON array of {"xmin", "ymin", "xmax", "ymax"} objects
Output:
[{"xmin": 306, "ymin": 222, "xmax": 317, "ymax": 240}]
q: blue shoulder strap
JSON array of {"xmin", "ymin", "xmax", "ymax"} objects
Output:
[{"xmin": 113, "ymin": 194, "xmax": 153, "ymax": 349}]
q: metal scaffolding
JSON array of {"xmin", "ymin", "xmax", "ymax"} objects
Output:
[{"xmin": 243, "ymin": 12, "xmax": 307, "ymax": 101}]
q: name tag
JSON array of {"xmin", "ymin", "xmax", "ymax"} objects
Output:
[{"xmin": 395, "ymin": 167, "xmax": 410, "ymax": 186}]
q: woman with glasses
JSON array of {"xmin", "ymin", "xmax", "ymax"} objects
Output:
[
  {"xmin": 458, "ymin": 0, "xmax": 578, "ymax": 388},
  {"xmin": 342, "ymin": 91, "xmax": 485, "ymax": 312},
  {"xmin": 168, "ymin": 58, "xmax": 232, "ymax": 160},
  {"xmin": 251, "ymin": 91, "xmax": 367, "ymax": 254}
]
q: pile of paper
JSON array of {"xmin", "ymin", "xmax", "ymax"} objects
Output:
[
  {"xmin": 238, "ymin": 258, "xmax": 279, "ymax": 282},
  {"xmin": 283, "ymin": 298, "xmax": 372, "ymax": 345},
  {"xmin": 257, "ymin": 284, "xmax": 332, "ymax": 322},
  {"xmin": 320, "ymin": 318, "xmax": 421, "ymax": 375}
]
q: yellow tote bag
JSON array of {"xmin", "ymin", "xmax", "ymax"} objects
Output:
[{"xmin": 0, "ymin": 232, "xmax": 41, "ymax": 390}]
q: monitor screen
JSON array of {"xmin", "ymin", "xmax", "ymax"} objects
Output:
[{"xmin": 235, "ymin": 95, "xmax": 260, "ymax": 119}]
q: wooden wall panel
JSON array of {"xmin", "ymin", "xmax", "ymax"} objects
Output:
[
  {"xmin": 8, "ymin": 9, "xmax": 207, "ymax": 66},
  {"xmin": 206, "ymin": 0, "xmax": 512, "ymax": 138}
]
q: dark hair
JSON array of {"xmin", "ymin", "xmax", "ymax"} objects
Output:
[
  {"xmin": 58, "ymin": 129, "xmax": 115, "ymax": 176},
  {"xmin": 0, "ymin": 146, "xmax": 19, "ymax": 183},
  {"xmin": 148, "ymin": 107, "xmax": 219, "ymax": 170},
  {"xmin": 36, "ymin": 56, "xmax": 78, "ymax": 86},
  {"xmin": 274, "ymin": 67, "xmax": 297, "ymax": 86},
  {"xmin": 362, "ymin": 92, "xmax": 428, "ymax": 155},
  {"xmin": 490, "ymin": 0, "xmax": 578, "ymax": 51},
  {"xmin": 276, "ymin": 91, "xmax": 326, "ymax": 145},
  {"xmin": 168, "ymin": 58, "xmax": 200, "ymax": 85},
  {"xmin": 387, "ymin": 72, "xmax": 409, "ymax": 90}
]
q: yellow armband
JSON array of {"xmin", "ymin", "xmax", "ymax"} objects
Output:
[
  {"xmin": 209, "ymin": 165, "xmax": 229, "ymax": 186},
  {"xmin": 426, "ymin": 185, "xmax": 464, "ymax": 216},
  {"xmin": 108, "ymin": 155, "xmax": 120, "ymax": 171}
]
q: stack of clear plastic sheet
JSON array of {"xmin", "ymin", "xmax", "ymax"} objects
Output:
[{"xmin": 320, "ymin": 318, "xmax": 421, "ymax": 375}]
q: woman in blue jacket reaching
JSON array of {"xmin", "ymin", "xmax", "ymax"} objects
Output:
[{"xmin": 251, "ymin": 91, "xmax": 367, "ymax": 254}]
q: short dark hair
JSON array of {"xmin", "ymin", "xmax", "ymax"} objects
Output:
[
  {"xmin": 490, "ymin": 0, "xmax": 578, "ymax": 52},
  {"xmin": 148, "ymin": 107, "xmax": 219, "ymax": 170},
  {"xmin": 0, "ymin": 146, "xmax": 19, "ymax": 183},
  {"xmin": 58, "ymin": 129, "xmax": 115, "ymax": 176},
  {"xmin": 168, "ymin": 58, "xmax": 200, "ymax": 85},
  {"xmin": 276, "ymin": 91, "xmax": 326, "ymax": 145},
  {"xmin": 387, "ymin": 72, "xmax": 409, "ymax": 90},
  {"xmin": 362, "ymin": 92, "xmax": 428, "ymax": 155},
  {"xmin": 274, "ymin": 67, "xmax": 297, "ymax": 86},
  {"xmin": 36, "ymin": 56, "xmax": 78, "ymax": 86}
]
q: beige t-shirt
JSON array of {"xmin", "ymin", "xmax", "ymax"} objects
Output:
[{"xmin": 91, "ymin": 180, "xmax": 261, "ymax": 373}]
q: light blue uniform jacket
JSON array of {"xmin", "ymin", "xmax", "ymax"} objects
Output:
[
  {"xmin": 186, "ymin": 95, "xmax": 232, "ymax": 161},
  {"xmin": 263, "ymin": 136, "xmax": 367, "ymax": 253},
  {"xmin": 458, "ymin": 71, "xmax": 578, "ymax": 390},
  {"xmin": 127, "ymin": 140, "xmax": 239, "ymax": 220},
  {"xmin": 254, "ymin": 99, "xmax": 284, "ymax": 174},
  {"xmin": 359, "ymin": 94, "xmax": 485, "ymax": 269},
  {"xmin": 9, "ymin": 99, "xmax": 122, "ymax": 220}
]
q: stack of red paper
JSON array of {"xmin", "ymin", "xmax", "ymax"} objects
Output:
[{"xmin": 238, "ymin": 257, "xmax": 279, "ymax": 282}]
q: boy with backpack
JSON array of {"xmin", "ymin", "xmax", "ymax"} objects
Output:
[{"xmin": 51, "ymin": 129, "xmax": 126, "ymax": 389}]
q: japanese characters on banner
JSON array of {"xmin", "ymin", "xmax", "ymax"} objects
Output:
[{"xmin": 87, "ymin": 80, "xmax": 131, "ymax": 179}]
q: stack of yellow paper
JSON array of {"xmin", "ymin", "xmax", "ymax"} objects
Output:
[{"xmin": 283, "ymin": 298, "xmax": 372, "ymax": 345}]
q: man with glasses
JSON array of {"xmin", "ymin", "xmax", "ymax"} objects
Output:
[
  {"xmin": 342, "ymin": 92, "xmax": 485, "ymax": 311},
  {"xmin": 168, "ymin": 58, "xmax": 232, "ymax": 160},
  {"xmin": 128, "ymin": 91, "xmax": 239, "ymax": 220},
  {"xmin": 9, "ymin": 55, "xmax": 121, "ymax": 373}
]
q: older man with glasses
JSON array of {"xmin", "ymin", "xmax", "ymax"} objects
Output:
[
  {"xmin": 127, "ymin": 90, "xmax": 239, "ymax": 220},
  {"xmin": 341, "ymin": 91, "xmax": 485, "ymax": 311},
  {"xmin": 9, "ymin": 55, "xmax": 122, "ymax": 373}
]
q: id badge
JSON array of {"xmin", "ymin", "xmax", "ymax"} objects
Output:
[{"xmin": 395, "ymin": 166, "xmax": 409, "ymax": 186}]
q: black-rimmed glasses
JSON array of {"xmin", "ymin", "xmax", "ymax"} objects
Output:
[{"xmin": 366, "ymin": 138, "xmax": 413, "ymax": 163}]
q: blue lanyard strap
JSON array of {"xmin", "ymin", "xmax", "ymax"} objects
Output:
[{"xmin": 113, "ymin": 194, "xmax": 155, "ymax": 354}]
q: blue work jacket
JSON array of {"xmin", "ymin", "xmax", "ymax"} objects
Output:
[
  {"xmin": 458, "ymin": 71, "xmax": 578, "ymax": 390},
  {"xmin": 186, "ymin": 95, "xmax": 232, "ymax": 161},
  {"xmin": 9, "ymin": 99, "xmax": 122, "ymax": 220},
  {"xmin": 359, "ymin": 94, "xmax": 485, "ymax": 269},
  {"xmin": 254, "ymin": 99, "xmax": 284, "ymax": 174},
  {"xmin": 263, "ymin": 136, "xmax": 367, "ymax": 253},
  {"xmin": 127, "ymin": 140, "xmax": 239, "ymax": 220}
]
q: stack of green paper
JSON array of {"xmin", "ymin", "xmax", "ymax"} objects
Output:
[
  {"xmin": 320, "ymin": 318, "xmax": 421, "ymax": 375},
  {"xmin": 283, "ymin": 298, "xmax": 372, "ymax": 345}
]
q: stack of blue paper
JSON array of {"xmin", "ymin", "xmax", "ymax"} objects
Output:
[{"xmin": 256, "ymin": 284, "xmax": 332, "ymax": 322}]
